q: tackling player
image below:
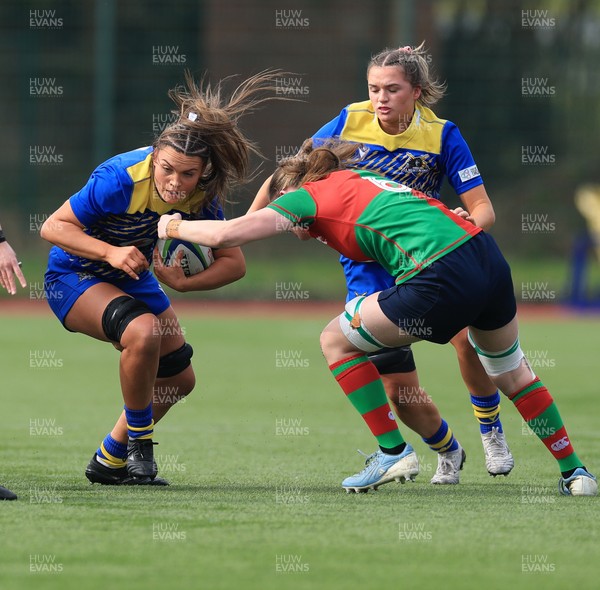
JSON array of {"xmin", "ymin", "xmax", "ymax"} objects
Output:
[
  {"xmin": 158, "ymin": 140, "xmax": 597, "ymax": 496},
  {"xmin": 249, "ymin": 44, "xmax": 512, "ymax": 484}
]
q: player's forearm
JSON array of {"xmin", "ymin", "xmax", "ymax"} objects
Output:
[
  {"xmin": 469, "ymin": 204, "xmax": 496, "ymax": 231},
  {"xmin": 166, "ymin": 219, "xmax": 235, "ymax": 248},
  {"xmin": 458, "ymin": 185, "xmax": 495, "ymax": 231},
  {"xmin": 40, "ymin": 218, "xmax": 111, "ymax": 261},
  {"xmin": 163, "ymin": 208, "xmax": 287, "ymax": 248}
]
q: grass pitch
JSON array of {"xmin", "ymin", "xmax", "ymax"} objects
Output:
[{"xmin": 0, "ymin": 307, "xmax": 599, "ymax": 590}]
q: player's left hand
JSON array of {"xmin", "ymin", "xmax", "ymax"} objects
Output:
[
  {"xmin": 452, "ymin": 207, "xmax": 475, "ymax": 225},
  {"xmin": 158, "ymin": 213, "xmax": 182, "ymax": 239},
  {"xmin": 152, "ymin": 247, "xmax": 187, "ymax": 290}
]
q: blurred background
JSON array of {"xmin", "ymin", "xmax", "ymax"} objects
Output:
[{"xmin": 2, "ymin": 0, "xmax": 600, "ymax": 304}]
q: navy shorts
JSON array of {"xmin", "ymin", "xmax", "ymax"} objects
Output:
[
  {"xmin": 377, "ymin": 232, "xmax": 517, "ymax": 344},
  {"xmin": 44, "ymin": 269, "xmax": 171, "ymax": 328}
]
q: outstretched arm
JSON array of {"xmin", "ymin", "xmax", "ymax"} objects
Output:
[{"xmin": 158, "ymin": 208, "xmax": 294, "ymax": 248}]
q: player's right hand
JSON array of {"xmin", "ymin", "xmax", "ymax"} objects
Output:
[
  {"xmin": 452, "ymin": 207, "xmax": 475, "ymax": 225},
  {"xmin": 0, "ymin": 241, "xmax": 27, "ymax": 295},
  {"xmin": 157, "ymin": 212, "xmax": 182, "ymax": 239},
  {"xmin": 105, "ymin": 245, "xmax": 149, "ymax": 280}
]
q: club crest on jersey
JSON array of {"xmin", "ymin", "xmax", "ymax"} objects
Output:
[
  {"xmin": 357, "ymin": 146, "xmax": 370, "ymax": 159},
  {"xmin": 401, "ymin": 153, "xmax": 433, "ymax": 175}
]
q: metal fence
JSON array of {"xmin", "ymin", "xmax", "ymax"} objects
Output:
[{"xmin": 2, "ymin": 0, "xmax": 600, "ymax": 264}]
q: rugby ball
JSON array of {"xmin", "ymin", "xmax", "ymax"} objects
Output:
[{"xmin": 156, "ymin": 238, "xmax": 214, "ymax": 276}]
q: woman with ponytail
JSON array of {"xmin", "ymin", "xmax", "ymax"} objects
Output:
[
  {"xmin": 40, "ymin": 70, "xmax": 285, "ymax": 486},
  {"xmin": 158, "ymin": 140, "xmax": 597, "ymax": 497}
]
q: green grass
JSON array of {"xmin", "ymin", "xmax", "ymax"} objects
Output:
[{"xmin": 1, "ymin": 311, "xmax": 599, "ymax": 589}]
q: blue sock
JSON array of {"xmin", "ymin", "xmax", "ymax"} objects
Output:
[
  {"xmin": 97, "ymin": 434, "xmax": 127, "ymax": 468},
  {"xmin": 422, "ymin": 419, "xmax": 459, "ymax": 453},
  {"xmin": 125, "ymin": 403, "xmax": 154, "ymax": 440},
  {"xmin": 470, "ymin": 391, "xmax": 503, "ymax": 434}
]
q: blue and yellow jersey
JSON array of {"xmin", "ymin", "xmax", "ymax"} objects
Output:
[
  {"xmin": 313, "ymin": 100, "xmax": 484, "ymax": 298},
  {"xmin": 313, "ymin": 100, "xmax": 482, "ymax": 199},
  {"xmin": 47, "ymin": 146, "xmax": 223, "ymax": 281}
]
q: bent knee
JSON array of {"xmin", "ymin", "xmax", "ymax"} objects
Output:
[
  {"xmin": 319, "ymin": 328, "xmax": 334, "ymax": 353},
  {"xmin": 121, "ymin": 314, "xmax": 161, "ymax": 353},
  {"xmin": 450, "ymin": 329, "xmax": 472, "ymax": 354}
]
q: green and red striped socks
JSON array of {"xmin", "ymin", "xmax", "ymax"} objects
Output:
[
  {"xmin": 509, "ymin": 377, "xmax": 583, "ymax": 475},
  {"xmin": 329, "ymin": 354, "xmax": 405, "ymax": 452}
]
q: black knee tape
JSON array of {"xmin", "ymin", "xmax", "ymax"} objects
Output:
[
  {"xmin": 157, "ymin": 343, "xmax": 194, "ymax": 378},
  {"xmin": 101, "ymin": 296, "xmax": 153, "ymax": 343},
  {"xmin": 368, "ymin": 345, "xmax": 416, "ymax": 374}
]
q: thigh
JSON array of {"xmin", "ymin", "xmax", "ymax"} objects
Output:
[
  {"xmin": 44, "ymin": 270, "xmax": 102, "ymax": 327},
  {"xmin": 64, "ymin": 282, "xmax": 134, "ymax": 341},
  {"xmin": 156, "ymin": 306, "xmax": 187, "ymax": 356},
  {"xmin": 469, "ymin": 315, "xmax": 520, "ymax": 353},
  {"xmin": 359, "ymin": 293, "xmax": 421, "ymax": 347},
  {"xmin": 375, "ymin": 268, "xmax": 464, "ymax": 344}
]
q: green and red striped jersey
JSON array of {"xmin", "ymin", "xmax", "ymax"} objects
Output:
[{"xmin": 267, "ymin": 169, "xmax": 481, "ymax": 285}]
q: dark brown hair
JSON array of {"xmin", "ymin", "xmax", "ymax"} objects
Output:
[{"xmin": 154, "ymin": 69, "xmax": 292, "ymax": 205}]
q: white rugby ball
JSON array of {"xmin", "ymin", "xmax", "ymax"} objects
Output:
[{"xmin": 156, "ymin": 238, "xmax": 214, "ymax": 277}]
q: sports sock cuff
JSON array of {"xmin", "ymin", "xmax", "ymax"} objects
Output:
[
  {"xmin": 422, "ymin": 420, "xmax": 448, "ymax": 445},
  {"xmin": 423, "ymin": 420, "xmax": 459, "ymax": 453},
  {"xmin": 99, "ymin": 434, "xmax": 127, "ymax": 460},
  {"xmin": 470, "ymin": 391, "xmax": 501, "ymax": 407},
  {"xmin": 125, "ymin": 403, "xmax": 154, "ymax": 439},
  {"xmin": 124, "ymin": 403, "xmax": 153, "ymax": 426}
]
